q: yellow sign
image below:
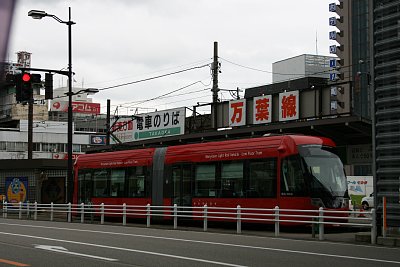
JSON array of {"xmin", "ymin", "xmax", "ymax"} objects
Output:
[{"xmin": 6, "ymin": 178, "xmax": 27, "ymax": 205}]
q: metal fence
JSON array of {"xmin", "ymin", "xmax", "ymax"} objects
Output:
[{"xmin": 1, "ymin": 201, "xmax": 376, "ymax": 244}]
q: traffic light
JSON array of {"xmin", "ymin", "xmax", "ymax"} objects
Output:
[
  {"xmin": 45, "ymin": 73, "xmax": 53, "ymax": 99},
  {"xmin": 16, "ymin": 72, "xmax": 33, "ymax": 102},
  {"xmin": 31, "ymin": 73, "xmax": 42, "ymax": 88},
  {"xmin": 15, "ymin": 72, "xmax": 42, "ymax": 102}
]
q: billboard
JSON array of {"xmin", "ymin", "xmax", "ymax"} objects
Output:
[
  {"xmin": 5, "ymin": 177, "xmax": 28, "ymax": 205},
  {"xmin": 50, "ymin": 101, "xmax": 100, "ymax": 114},
  {"xmin": 111, "ymin": 107, "xmax": 186, "ymax": 143}
]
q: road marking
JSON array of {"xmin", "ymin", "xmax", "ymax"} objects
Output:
[
  {"xmin": 0, "ymin": 232, "xmax": 246, "ymax": 267},
  {"xmin": 0, "ymin": 258, "xmax": 29, "ymax": 267},
  {"xmin": 0, "ymin": 222, "xmax": 399, "ymax": 265},
  {"xmin": 0, "ymin": 221, "xmax": 388, "ymax": 250},
  {"xmin": 34, "ymin": 245, "xmax": 118, "ymax": 262}
]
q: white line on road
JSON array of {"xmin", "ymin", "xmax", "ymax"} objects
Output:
[
  {"xmin": 34, "ymin": 245, "xmax": 118, "ymax": 262},
  {"xmin": 0, "ymin": 232, "xmax": 247, "ymax": 267},
  {"xmin": 1, "ymin": 222, "xmax": 399, "ymax": 265}
]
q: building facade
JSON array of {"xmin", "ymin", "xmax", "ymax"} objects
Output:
[{"xmin": 372, "ymin": 0, "xmax": 400, "ymax": 229}]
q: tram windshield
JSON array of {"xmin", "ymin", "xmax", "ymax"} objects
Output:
[{"xmin": 298, "ymin": 145, "xmax": 347, "ymax": 198}]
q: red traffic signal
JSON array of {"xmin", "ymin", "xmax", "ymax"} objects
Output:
[{"xmin": 22, "ymin": 73, "xmax": 31, "ymax": 82}]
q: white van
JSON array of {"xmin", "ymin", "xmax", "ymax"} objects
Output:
[{"xmin": 361, "ymin": 193, "xmax": 374, "ymax": 210}]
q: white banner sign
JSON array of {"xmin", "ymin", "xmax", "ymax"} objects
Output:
[
  {"xmin": 111, "ymin": 107, "xmax": 186, "ymax": 143},
  {"xmin": 229, "ymin": 99, "xmax": 246, "ymax": 127},
  {"xmin": 279, "ymin": 90, "xmax": 299, "ymax": 121},
  {"xmin": 253, "ymin": 95, "xmax": 272, "ymax": 124}
]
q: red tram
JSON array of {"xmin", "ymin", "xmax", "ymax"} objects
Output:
[{"xmin": 73, "ymin": 135, "xmax": 349, "ymax": 221}]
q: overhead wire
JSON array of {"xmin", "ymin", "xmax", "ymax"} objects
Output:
[
  {"xmin": 97, "ymin": 64, "xmax": 211, "ymax": 91},
  {"xmin": 84, "ymin": 58, "xmax": 212, "ymax": 87}
]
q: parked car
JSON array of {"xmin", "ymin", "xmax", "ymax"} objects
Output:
[{"xmin": 361, "ymin": 193, "xmax": 374, "ymax": 210}]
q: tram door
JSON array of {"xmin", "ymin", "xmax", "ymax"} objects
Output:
[{"xmin": 171, "ymin": 165, "xmax": 192, "ymax": 207}]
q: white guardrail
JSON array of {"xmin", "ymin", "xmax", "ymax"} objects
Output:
[{"xmin": 1, "ymin": 201, "xmax": 377, "ymax": 244}]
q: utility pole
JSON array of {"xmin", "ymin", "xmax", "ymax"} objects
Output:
[
  {"xmin": 106, "ymin": 99, "xmax": 110, "ymax": 145},
  {"xmin": 211, "ymin": 41, "xmax": 219, "ymax": 129}
]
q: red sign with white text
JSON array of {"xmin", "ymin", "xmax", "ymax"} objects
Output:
[
  {"xmin": 52, "ymin": 153, "xmax": 81, "ymax": 160},
  {"xmin": 51, "ymin": 101, "xmax": 100, "ymax": 115}
]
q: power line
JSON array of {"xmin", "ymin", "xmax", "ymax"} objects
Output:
[
  {"xmin": 97, "ymin": 64, "xmax": 211, "ymax": 91},
  {"xmin": 117, "ymin": 88, "xmax": 211, "ymax": 109},
  {"xmin": 85, "ymin": 58, "xmax": 212, "ymax": 87},
  {"xmin": 114, "ymin": 78, "xmax": 212, "ymax": 108}
]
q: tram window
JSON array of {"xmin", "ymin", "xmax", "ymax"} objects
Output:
[
  {"xmin": 93, "ymin": 169, "xmax": 109, "ymax": 197},
  {"xmin": 220, "ymin": 161, "xmax": 244, "ymax": 198},
  {"xmin": 248, "ymin": 159, "xmax": 277, "ymax": 197},
  {"xmin": 110, "ymin": 169, "xmax": 125, "ymax": 197},
  {"xmin": 281, "ymin": 156, "xmax": 306, "ymax": 196},
  {"xmin": 78, "ymin": 171, "xmax": 93, "ymax": 203},
  {"xmin": 127, "ymin": 166, "xmax": 146, "ymax": 197},
  {"xmin": 194, "ymin": 164, "xmax": 216, "ymax": 197}
]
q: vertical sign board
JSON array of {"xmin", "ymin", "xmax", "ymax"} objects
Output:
[
  {"xmin": 253, "ymin": 95, "xmax": 272, "ymax": 124},
  {"xmin": 329, "ymin": 45, "xmax": 337, "ymax": 54},
  {"xmin": 6, "ymin": 177, "xmax": 28, "ymax": 206},
  {"xmin": 329, "ymin": 3, "xmax": 336, "ymax": 12},
  {"xmin": 279, "ymin": 91, "xmax": 299, "ymax": 122},
  {"xmin": 329, "ymin": 59, "xmax": 337, "ymax": 68},
  {"xmin": 133, "ymin": 107, "xmax": 186, "ymax": 141},
  {"xmin": 329, "ymin": 17, "xmax": 337, "ymax": 26},
  {"xmin": 229, "ymin": 99, "xmax": 246, "ymax": 127},
  {"xmin": 329, "ymin": 31, "xmax": 337, "ymax": 40}
]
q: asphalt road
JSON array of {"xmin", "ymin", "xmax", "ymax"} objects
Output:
[{"xmin": 0, "ymin": 218, "xmax": 399, "ymax": 267}]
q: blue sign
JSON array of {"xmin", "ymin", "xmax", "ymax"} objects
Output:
[
  {"xmin": 90, "ymin": 135, "xmax": 107, "ymax": 145},
  {"xmin": 330, "ymin": 59, "xmax": 337, "ymax": 68},
  {"xmin": 329, "ymin": 17, "xmax": 337, "ymax": 26},
  {"xmin": 329, "ymin": 31, "xmax": 337, "ymax": 40},
  {"xmin": 329, "ymin": 45, "xmax": 337, "ymax": 54},
  {"xmin": 330, "ymin": 73, "xmax": 337, "ymax": 81},
  {"xmin": 329, "ymin": 3, "xmax": 336, "ymax": 12}
]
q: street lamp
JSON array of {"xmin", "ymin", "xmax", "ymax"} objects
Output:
[
  {"xmin": 65, "ymin": 88, "xmax": 100, "ymax": 97},
  {"xmin": 29, "ymin": 8, "xmax": 76, "ymax": 203}
]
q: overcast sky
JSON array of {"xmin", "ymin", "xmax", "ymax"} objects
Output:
[{"xmin": 8, "ymin": 0, "xmax": 334, "ymax": 115}]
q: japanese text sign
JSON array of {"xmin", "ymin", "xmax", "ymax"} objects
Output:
[
  {"xmin": 279, "ymin": 90, "xmax": 299, "ymax": 121},
  {"xmin": 229, "ymin": 99, "xmax": 246, "ymax": 127},
  {"xmin": 110, "ymin": 118, "xmax": 134, "ymax": 144},
  {"xmin": 133, "ymin": 107, "xmax": 185, "ymax": 141},
  {"xmin": 50, "ymin": 101, "xmax": 100, "ymax": 115},
  {"xmin": 253, "ymin": 95, "xmax": 272, "ymax": 124}
]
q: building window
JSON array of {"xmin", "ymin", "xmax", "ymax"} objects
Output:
[
  {"xmin": 0, "ymin": 142, "xmax": 6, "ymax": 151},
  {"xmin": 33, "ymin": 143, "xmax": 41, "ymax": 151},
  {"xmin": 7, "ymin": 142, "xmax": 27, "ymax": 152},
  {"xmin": 73, "ymin": 144, "xmax": 81, "ymax": 153}
]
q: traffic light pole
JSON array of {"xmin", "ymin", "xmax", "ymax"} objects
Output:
[
  {"xmin": 28, "ymin": 99, "xmax": 33, "ymax": 159},
  {"xmin": 28, "ymin": 7, "xmax": 76, "ymax": 204},
  {"xmin": 67, "ymin": 7, "xmax": 74, "ymax": 204}
]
